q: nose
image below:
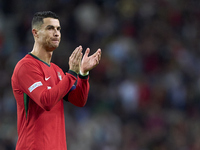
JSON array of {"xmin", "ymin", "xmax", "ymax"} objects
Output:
[{"xmin": 54, "ymin": 29, "xmax": 60, "ymax": 37}]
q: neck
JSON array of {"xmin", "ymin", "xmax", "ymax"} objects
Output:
[{"xmin": 31, "ymin": 43, "xmax": 53, "ymax": 65}]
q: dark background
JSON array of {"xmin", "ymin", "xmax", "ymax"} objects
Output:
[{"xmin": 1, "ymin": 0, "xmax": 200, "ymax": 149}]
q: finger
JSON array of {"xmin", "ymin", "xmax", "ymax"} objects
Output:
[
  {"xmin": 74, "ymin": 46, "xmax": 82, "ymax": 60},
  {"xmin": 78, "ymin": 47, "xmax": 83, "ymax": 60},
  {"xmin": 79, "ymin": 52, "xmax": 83, "ymax": 63},
  {"xmin": 77, "ymin": 48, "xmax": 83, "ymax": 66},
  {"xmin": 94, "ymin": 49, "xmax": 101, "ymax": 65},
  {"xmin": 91, "ymin": 49, "xmax": 101, "ymax": 62},
  {"xmin": 93, "ymin": 57, "xmax": 99, "ymax": 66},
  {"xmin": 93, "ymin": 51, "xmax": 100, "ymax": 61},
  {"xmin": 97, "ymin": 48, "xmax": 101, "ymax": 60},
  {"xmin": 73, "ymin": 46, "xmax": 80, "ymax": 54},
  {"xmin": 93, "ymin": 48, "xmax": 101, "ymax": 57},
  {"xmin": 70, "ymin": 46, "xmax": 80, "ymax": 59},
  {"xmin": 83, "ymin": 48, "xmax": 90, "ymax": 58}
]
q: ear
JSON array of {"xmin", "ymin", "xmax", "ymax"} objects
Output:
[{"xmin": 32, "ymin": 28, "xmax": 39, "ymax": 38}]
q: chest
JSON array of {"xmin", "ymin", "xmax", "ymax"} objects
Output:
[{"xmin": 41, "ymin": 64, "xmax": 63, "ymax": 87}]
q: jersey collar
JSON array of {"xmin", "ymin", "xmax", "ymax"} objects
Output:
[{"xmin": 28, "ymin": 52, "xmax": 51, "ymax": 67}]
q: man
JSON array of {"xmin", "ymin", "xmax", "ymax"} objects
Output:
[{"xmin": 11, "ymin": 11, "xmax": 101, "ymax": 150}]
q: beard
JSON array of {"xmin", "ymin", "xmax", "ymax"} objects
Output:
[{"xmin": 44, "ymin": 37, "xmax": 60, "ymax": 51}]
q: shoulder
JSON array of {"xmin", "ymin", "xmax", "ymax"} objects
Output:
[
  {"xmin": 15, "ymin": 55, "xmax": 39, "ymax": 70},
  {"xmin": 13, "ymin": 54, "xmax": 42, "ymax": 77}
]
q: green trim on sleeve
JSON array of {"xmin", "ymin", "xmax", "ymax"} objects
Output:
[
  {"xmin": 23, "ymin": 93, "xmax": 29, "ymax": 119},
  {"xmin": 68, "ymin": 70, "xmax": 78, "ymax": 78}
]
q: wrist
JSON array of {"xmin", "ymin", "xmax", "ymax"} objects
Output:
[
  {"xmin": 80, "ymin": 70, "xmax": 89, "ymax": 76},
  {"xmin": 68, "ymin": 70, "xmax": 78, "ymax": 78}
]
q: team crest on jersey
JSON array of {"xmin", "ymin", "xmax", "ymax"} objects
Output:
[{"xmin": 57, "ymin": 72, "xmax": 62, "ymax": 80}]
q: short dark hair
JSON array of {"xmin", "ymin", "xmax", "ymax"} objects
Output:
[{"xmin": 32, "ymin": 11, "xmax": 59, "ymax": 29}]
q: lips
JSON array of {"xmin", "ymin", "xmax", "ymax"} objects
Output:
[
  {"xmin": 52, "ymin": 38, "xmax": 59, "ymax": 42},
  {"xmin": 51, "ymin": 39, "xmax": 60, "ymax": 44}
]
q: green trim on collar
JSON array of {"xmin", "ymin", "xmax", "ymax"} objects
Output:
[{"xmin": 28, "ymin": 52, "xmax": 50, "ymax": 67}]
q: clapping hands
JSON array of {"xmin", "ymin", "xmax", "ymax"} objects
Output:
[{"xmin": 69, "ymin": 46, "xmax": 101, "ymax": 74}]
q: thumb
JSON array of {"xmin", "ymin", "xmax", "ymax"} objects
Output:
[{"xmin": 83, "ymin": 48, "xmax": 90, "ymax": 58}]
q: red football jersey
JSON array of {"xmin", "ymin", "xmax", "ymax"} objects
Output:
[{"xmin": 11, "ymin": 53, "xmax": 89, "ymax": 150}]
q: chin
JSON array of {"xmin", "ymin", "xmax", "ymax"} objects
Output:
[
  {"xmin": 45, "ymin": 42, "xmax": 60, "ymax": 51},
  {"xmin": 50, "ymin": 44, "xmax": 59, "ymax": 50},
  {"xmin": 46, "ymin": 47, "xmax": 57, "ymax": 52}
]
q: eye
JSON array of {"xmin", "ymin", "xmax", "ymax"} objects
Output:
[
  {"xmin": 46, "ymin": 25, "xmax": 54, "ymax": 30},
  {"xmin": 48, "ymin": 26, "xmax": 54, "ymax": 30},
  {"xmin": 57, "ymin": 27, "xmax": 61, "ymax": 31}
]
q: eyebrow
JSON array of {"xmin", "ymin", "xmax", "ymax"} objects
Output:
[{"xmin": 46, "ymin": 25, "xmax": 61, "ymax": 30}]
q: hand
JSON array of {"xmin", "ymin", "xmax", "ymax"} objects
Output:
[
  {"xmin": 69, "ymin": 46, "xmax": 83, "ymax": 74},
  {"xmin": 81, "ymin": 48, "xmax": 101, "ymax": 74}
]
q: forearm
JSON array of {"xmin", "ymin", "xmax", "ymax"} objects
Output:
[
  {"xmin": 67, "ymin": 75, "xmax": 90, "ymax": 107},
  {"xmin": 31, "ymin": 72, "xmax": 77, "ymax": 111}
]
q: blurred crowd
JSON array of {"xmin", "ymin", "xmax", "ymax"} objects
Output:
[{"xmin": 1, "ymin": 0, "xmax": 200, "ymax": 149}]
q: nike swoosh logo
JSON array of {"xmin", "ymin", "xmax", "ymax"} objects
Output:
[{"xmin": 45, "ymin": 77, "xmax": 51, "ymax": 81}]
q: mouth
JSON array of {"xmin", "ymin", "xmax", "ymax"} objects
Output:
[{"xmin": 51, "ymin": 39, "xmax": 60, "ymax": 44}]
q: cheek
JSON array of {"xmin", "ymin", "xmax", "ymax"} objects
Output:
[
  {"xmin": 38, "ymin": 36, "xmax": 45, "ymax": 44},
  {"xmin": 43, "ymin": 34, "xmax": 51, "ymax": 44},
  {"xmin": 39, "ymin": 33, "xmax": 47, "ymax": 41},
  {"xmin": 46, "ymin": 36, "xmax": 51, "ymax": 42}
]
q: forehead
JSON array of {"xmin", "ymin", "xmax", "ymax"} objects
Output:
[{"xmin": 42, "ymin": 18, "xmax": 60, "ymax": 28}]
